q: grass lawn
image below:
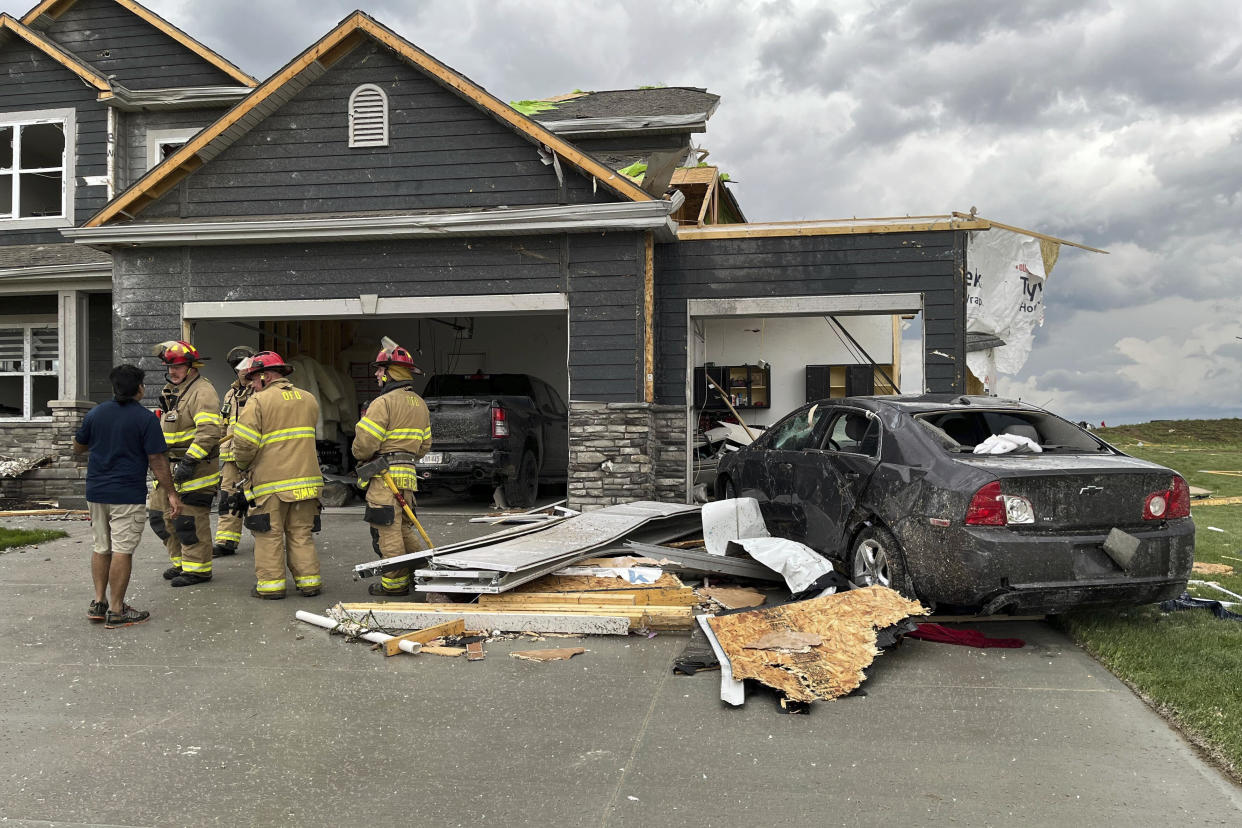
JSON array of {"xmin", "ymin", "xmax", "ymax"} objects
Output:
[
  {"xmin": 1060, "ymin": 418, "xmax": 1242, "ymax": 779},
  {"xmin": 0, "ymin": 525, "xmax": 68, "ymax": 551}
]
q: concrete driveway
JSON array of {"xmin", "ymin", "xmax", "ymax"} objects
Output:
[{"xmin": 2, "ymin": 501, "xmax": 1240, "ymax": 827}]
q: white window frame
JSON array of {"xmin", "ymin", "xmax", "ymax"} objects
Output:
[
  {"xmin": 0, "ymin": 316, "xmax": 59, "ymax": 421},
  {"xmin": 0, "ymin": 108, "xmax": 75, "ymax": 229},
  {"xmin": 349, "ymin": 84, "xmax": 389, "ymax": 148},
  {"xmin": 145, "ymin": 127, "xmax": 200, "ymax": 171}
]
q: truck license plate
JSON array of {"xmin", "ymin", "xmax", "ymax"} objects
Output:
[{"xmin": 419, "ymin": 453, "xmax": 444, "ymax": 465}]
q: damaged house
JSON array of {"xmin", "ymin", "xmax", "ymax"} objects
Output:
[{"xmin": 3, "ymin": 2, "xmax": 1093, "ymax": 508}]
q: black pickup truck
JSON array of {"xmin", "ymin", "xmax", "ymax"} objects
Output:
[{"xmin": 414, "ymin": 373, "xmax": 570, "ymax": 507}]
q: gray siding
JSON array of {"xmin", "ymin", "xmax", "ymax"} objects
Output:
[
  {"xmin": 153, "ymin": 41, "xmax": 619, "ymax": 219},
  {"xmin": 40, "ymin": 0, "xmax": 237, "ymax": 90},
  {"xmin": 0, "ymin": 38, "xmax": 108, "ymax": 245},
  {"xmin": 653, "ymin": 231, "xmax": 966, "ymax": 402},
  {"xmin": 120, "ymin": 109, "xmax": 225, "ymax": 190},
  {"xmin": 111, "ymin": 232, "xmax": 646, "ymax": 403}
]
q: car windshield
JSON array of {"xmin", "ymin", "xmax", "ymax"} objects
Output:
[{"xmin": 915, "ymin": 409, "xmax": 1110, "ymax": 454}]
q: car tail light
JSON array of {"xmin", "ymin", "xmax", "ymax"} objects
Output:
[
  {"xmin": 965, "ymin": 481, "xmax": 1006, "ymax": 525},
  {"xmin": 491, "ymin": 406, "xmax": 509, "ymax": 438},
  {"xmin": 1145, "ymin": 475, "xmax": 1190, "ymax": 520}
]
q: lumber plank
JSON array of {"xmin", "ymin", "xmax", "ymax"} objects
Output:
[
  {"xmin": 336, "ymin": 605, "xmax": 632, "ymax": 635},
  {"xmin": 421, "ymin": 645, "xmax": 466, "ymax": 657},
  {"xmin": 382, "ymin": 618, "xmax": 466, "ymax": 656},
  {"xmin": 483, "ymin": 587, "xmax": 698, "ymax": 606}
]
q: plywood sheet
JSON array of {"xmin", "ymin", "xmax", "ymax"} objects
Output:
[
  {"xmin": 520, "ymin": 571, "xmax": 685, "ymax": 591},
  {"xmin": 707, "ymin": 586, "xmax": 928, "ymax": 702}
]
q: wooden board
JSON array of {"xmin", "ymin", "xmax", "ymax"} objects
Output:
[
  {"xmin": 336, "ymin": 605, "xmax": 631, "ymax": 635},
  {"xmin": 707, "ymin": 586, "xmax": 929, "ymax": 703},
  {"xmin": 382, "ymin": 618, "xmax": 466, "ymax": 656},
  {"xmin": 479, "ymin": 587, "xmax": 698, "ymax": 607}
]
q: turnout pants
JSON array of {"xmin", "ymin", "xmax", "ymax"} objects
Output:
[
  {"xmin": 365, "ymin": 483, "xmax": 424, "ymax": 592},
  {"xmin": 148, "ymin": 485, "xmax": 215, "ymax": 576},
  {"xmin": 248, "ymin": 495, "xmax": 321, "ymax": 596},
  {"xmin": 215, "ymin": 461, "xmax": 244, "ymax": 549}
]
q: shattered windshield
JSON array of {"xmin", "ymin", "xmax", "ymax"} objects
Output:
[{"xmin": 915, "ymin": 409, "xmax": 1110, "ymax": 454}]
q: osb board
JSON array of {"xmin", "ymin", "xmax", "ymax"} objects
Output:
[
  {"xmin": 519, "ymin": 571, "xmax": 685, "ymax": 592},
  {"xmin": 707, "ymin": 586, "xmax": 929, "ymax": 703}
]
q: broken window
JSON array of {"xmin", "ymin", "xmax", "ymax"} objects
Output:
[
  {"xmin": 0, "ymin": 325, "xmax": 59, "ymax": 419},
  {"xmin": 916, "ymin": 409, "xmax": 1107, "ymax": 453},
  {"xmin": 0, "ymin": 117, "xmax": 66, "ymax": 221},
  {"xmin": 349, "ymin": 84, "xmax": 389, "ymax": 147}
]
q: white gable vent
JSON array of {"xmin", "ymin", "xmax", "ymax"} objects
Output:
[{"xmin": 349, "ymin": 84, "xmax": 389, "ymax": 147}]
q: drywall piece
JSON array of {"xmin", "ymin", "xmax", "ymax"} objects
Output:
[
  {"xmin": 702, "ymin": 497, "xmax": 768, "ymax": 556},
  {"xmin": 334, "ymin": 604, "xmax": 631, "ymax": 635},
  {"xmin": 706, "ymin": 586, "xmax": 929, "ymax": 702},
  {"xmin": 731, "ymin": 536, "xmax": 835, "ymax": 593},
  {"xmin": 510, "ymin": 647, "xmax": 585, "ymax": 662},
  {"xmin": 696, "ymin": 614, "xmax": 746, "ymax": 706},
  {"xmin": 1102, "ymin": 527, "xmax": 1141, "ymax": 571}
]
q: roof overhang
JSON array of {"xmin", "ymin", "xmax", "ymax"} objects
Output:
[
  {"xmin": 540, "ymin": 113, "xmax": 710, "ymax": 138},
  {"xmin": 102, "ymin": 84, "xmax": 254, "ymax": 111},
  {"xmin": 65, "ymin": 192, "xmax": 685, "ymax": 248}
]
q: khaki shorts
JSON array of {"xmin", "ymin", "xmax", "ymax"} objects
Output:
[{"xmin": 88, "ymin": 502, "xmax": 147, "ymax": 556}]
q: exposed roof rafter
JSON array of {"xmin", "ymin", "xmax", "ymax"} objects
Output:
[{"xmin": 0, "ymin": 13, "xmax": 110, "ymax": 90}]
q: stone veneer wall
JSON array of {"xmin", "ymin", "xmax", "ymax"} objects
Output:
[
  {"xmin": 568, "ymin": 401, "xmax": 689, "ymax": 510},
  {"xmin": 0, "ymin": 401, "xmax": 93, "ymax": 507}
]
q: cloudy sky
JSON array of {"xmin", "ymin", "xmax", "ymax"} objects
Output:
[{"xmin": 7, "ymin": 0, "xmax": 1238, "ymax": 424}]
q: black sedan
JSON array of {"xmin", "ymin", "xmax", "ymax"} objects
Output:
[{"xmin": 715, "ymin": 394, "xmax": 1195, "ymax": 614}]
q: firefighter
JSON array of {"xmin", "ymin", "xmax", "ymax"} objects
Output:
[
  {"xmin": 212, "ymin": 346, "xmax": 256, "ymax": 557},
  {"xmin": 352, "ymin": 338, "xmax": 431, "ymax": 596},
  {"xmin": 231, "ymin": 351, "xmax": 323, "ymax": 599},
  {"xmin": 148, "ymin": 340, "xmax": 223, "ymax": 587}
]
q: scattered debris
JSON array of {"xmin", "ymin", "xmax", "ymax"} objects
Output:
[
  {"xmin": 1160, "ymin": 593, "xmax": 1242, "ymax": 621},
  {"xmin": 700, "ymin": 586, "xmax": 765, "ymax": 609},
  {"xmin": 466, "ymin": 641, "xmax": 486, "ymax": 661},
  {"xmin": 0, "ymin": 454, "xmax": 53, "ymax": 479},
  {"xmin": 1207, "ymin": 526, "xmax": 1226, "ymax": 533},
  {"xmin": 511, "ymin": 647, "xmax": 585, "ymax": 662},
  {"xmin": 907, "ymin": 623, "xmax": 1024, "ymax": 648},
  {"xmin": 706, "ymin": 586, "xmax": 928, "ymax": 704},
  {"xmin": 1192, "ymin": 562, "xmax": 1236, "ymax": 576},
  {"xmin": 469, "ymin": 501, "xmax": 576, "ymax": 525}
]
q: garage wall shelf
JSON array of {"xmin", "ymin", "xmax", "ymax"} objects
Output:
[{"xmin": 693, "ymin": 363, "xmax": 770, "ymax": 410}]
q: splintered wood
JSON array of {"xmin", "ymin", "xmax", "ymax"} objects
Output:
[{"xmin": 707, "ymin": 586, "xmax": 928, "ymax": 703}]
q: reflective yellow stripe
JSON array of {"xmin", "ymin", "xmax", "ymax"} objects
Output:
[
  {"xmin": 232, "ymin": 423, "xmax": 261, "ymax": 444},
  {"xmin": 294, "ymin": 574, "xmax": 322, "ymax": 588},
  {"xmin": 178, "ymin": 472, "xmax": 221, "ymax": 493},
  {"xmin": 169, "ymin": 555, "xmax": 182, "ymax": 567},
  {"xmin": 163, "ymin": 428, "xmax": 195, "ymax": 444},
  {"xmin": 260, "ymin": 427, "xmax": 317, "ymax": 445},
  {"xmin": 194, "ymin": 412, "xmax": 224, "ymax": 426},
  {"xmin": 381, "ymin": 574, "xmax": 410, "ymax": 589},
  {"xmin": 256, "ymin": 579, "xmax": 286, "ymax": 593},
  {"xmin": 180, "ymin": 560, "xmax": 212, "ymax": 574},
  {"xmin": 245, "ymin": 476, "xmax": 322, "ymax": 500},
  {"xmin": 388, "ymin": 428, "xmax": 431, "ymax": 440},
  {"xmin": 219, "ymin": 450, "xmax": 236, "ymax": 462},
  {"xmin": 184, "ymin": 444, "xmax": 208, "ymax": 461},
  {"xmin": 357, "ymin": 417, "xmax": 385, "ymax": 440},
  {"xmin": 214, "ymin": 530, "xmax": 241, "ymax": 543}
]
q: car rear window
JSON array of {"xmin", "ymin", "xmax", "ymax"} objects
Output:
[
  {"xmin": 422, "ymin": 374, "xmax": 534, "ymax": 397},
  {"xmin": 915, "ymin": 409, "xmax": 1109, "ymax": 453}
]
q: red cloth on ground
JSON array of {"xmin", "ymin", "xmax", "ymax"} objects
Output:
[{"xmin": 908, "ymin": 623, "xmax": 1025, "ymax": 648}]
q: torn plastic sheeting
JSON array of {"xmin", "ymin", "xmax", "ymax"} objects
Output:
[
  {"xmin": 696, "ymin": 614, "xmax": 745, "ymax": 706},
  {"xmin": 553, "ymin": 565, "xmax": 663, "ymax": 584},
  {"xmin": 730, "ymin": 536, "xmax": 835, "ymax": 594},
  {"xmin": 972, "ymin": 433, "xmax": 1043, "ymax": 455},
  {"xmin": 702, "ymin": 497, "xmax": 768, "ymax": 557}
]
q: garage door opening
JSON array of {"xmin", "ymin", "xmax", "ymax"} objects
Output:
[{"xmin": 187, "ymin": 309, "xmax": 568, "ymax": 505}]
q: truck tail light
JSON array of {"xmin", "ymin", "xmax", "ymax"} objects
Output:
[
  {"xmin": 491, "ymin": 406, "xmax": 509, "ymax": 438},
  {"xmin": 1145, "ymin": 475, "xmax": 1190, "ymax": 520}
]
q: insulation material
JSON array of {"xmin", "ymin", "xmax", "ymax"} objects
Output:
[
  {"xmin": 965, "ymin": 228, "xmax": 1055, "ymax": 388},
  {"xmin": 731, "ymin": 536, "xmax": 836, "ymax": 594},
  {"xmin": 706, "ymin": 586, "xmax": 929, "ymax": 703}
]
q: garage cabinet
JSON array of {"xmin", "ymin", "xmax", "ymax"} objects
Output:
[{"xmin": 693, "ymin": 363, "xmax": 771, "ymax": 410}]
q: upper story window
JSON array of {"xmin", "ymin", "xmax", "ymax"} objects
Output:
[
  {"xmin": 0, "ymin": 109, "xmax": 75, "ymax": 228},
  {"xmin": 349, "ymin": 84, "xmax": 389, "ymax": 147},
  {"xmin": 145, "ymin": 128, "xmax": 200, "ymax": 170}
]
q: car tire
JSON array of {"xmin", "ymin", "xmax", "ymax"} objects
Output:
[
  {"xmin": 849, "ymin": 525, "xmax": 915, "ymax": 598},
  {"xmin": 504, "ymin": 450, "xmax": 539, "ymax": 508}
]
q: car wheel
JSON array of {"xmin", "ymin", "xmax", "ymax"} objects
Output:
[
  {"xmin": 850, "ymin": 525, "xmax": 914, "ymax": 597},
  {"xmin": 503, "ymin": 450, "xmax": 539, "ymax": 508}
]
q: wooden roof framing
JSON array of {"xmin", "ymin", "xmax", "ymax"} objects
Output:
[
  {"xmin": 0, "ymin": 13, "xmax": 111, "ymax": 91},
  {"xmin": 21, "ymin": 0, "xmax": 257, "ymax": 87},
  {"xmin": 86, "ymin": 11, "xmax": 652, "ymax": 228}
]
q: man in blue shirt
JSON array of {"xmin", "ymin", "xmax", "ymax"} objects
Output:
[{"xmin": 74, "ymin": 365, "xmax": 182, "ymax": 629}]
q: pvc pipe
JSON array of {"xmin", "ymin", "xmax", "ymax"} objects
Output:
[{"xmin": 295, "ymin": 610, "xmax": 421, "ymax": 654}]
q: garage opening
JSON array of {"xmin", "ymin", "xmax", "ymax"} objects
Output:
[
  {"xmin": 186, "ymin": 306, "xmax": 568, "ymax": 505},
  {"xmin": 685, "ymin": 293, "xmax": 924, "ymax": 499}
]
